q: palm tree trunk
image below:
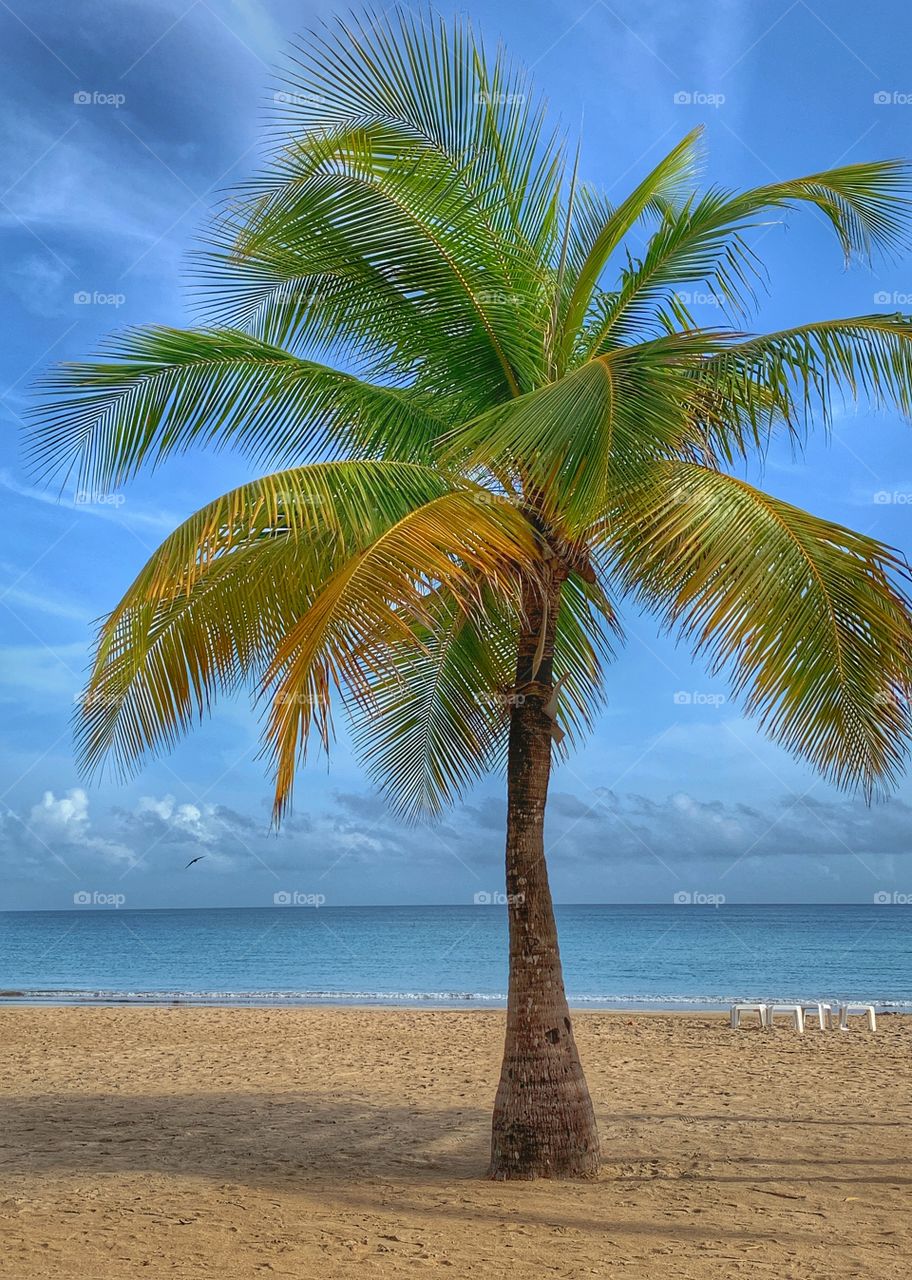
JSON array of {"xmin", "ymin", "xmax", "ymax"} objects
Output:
[{"xmin": 489, "ymin": 569, "xmax": 600, "ymax": 1180}]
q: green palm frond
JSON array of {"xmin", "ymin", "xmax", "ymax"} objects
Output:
[
  {"xmin": 753, "ymin": 161, "xmax": 912, "ymax": 263},
  {"xmin": 208, "ymin": 125, "xmax": 538, "ymax": 398},
  {"xmin": 197, "ymin": 8, "xmax": 564, "ymax": 404},
  {"xmin": 29, "ymin": 327, "xmax": 452, "ymax": 490},
  {"xmin": 584, "ymin": 163, "xmax": 912, "ymax": 354},
  {"xmin": 580, "ymin": 192, "xmax": 765, "ymax": 351},
  {"xmin": 272, "ymin": 7, "xmax": 564, "ymax": 252},
  {"xmin": 704, "ymin": 315, "xmax": 912, "ymax": 429},
  {"xmin": 450, "ymin": 316, "xmax": 912, "ymax": 527},
  {"xmin": 609, "ymin": 462, "xmax": 912, "ymax": 793},
  {"xmin": 262, "ymin": 490, "xmax": 536, "ymax": 819},
  {"xmin": 550, "ymin": 571, "xmax": 617, "ymax": 741},
  {"xmin": 352, "ymin": 589, "xmax": 516, "ymax": 820},
  {"xmin": 78, "ymin": 530, "xmax": 310, "ymax": 778},
  {"xmin": 446, "ymin": 330, "xmax": 732, "ymax": 532},
  {"xmin": 554, "ymin": 128, "xmax": 704, "ymax": 371}
]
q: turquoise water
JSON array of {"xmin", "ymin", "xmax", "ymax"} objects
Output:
[{"xmin": 1, "ymin": 905, "xmax": 910, "ymax": 1009}]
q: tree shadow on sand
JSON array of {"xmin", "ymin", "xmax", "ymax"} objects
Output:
[{"xmin": 6, "ymin": 1091, "xmax": 912, "ymax": 1193}]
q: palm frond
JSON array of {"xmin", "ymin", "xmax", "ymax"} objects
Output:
[
  {"xmin": 262, "ymin": 489, "xmax": 537, "ymax": 819},
  {"xmin": 554, "ymin": 128, "xmax": 704, "ymax": 371},
  {"xmin": 29, "ymin": 327, "xmax": 452, "ymax": 490},
  {"xmin": 207, "ymin": 126, "xmax": 537, "ymax": 398},
  {"xmin": 78, "ymin": 462, "xmax": 535, "ymax": 784},
  {"xmin": 273, "ymin": 6, "xmax": 564, "ymax": 251},
  {"xmin": 352, "ymin": 570, "xmax": 616, "ymax": 820},
  {"xmin": 352, "ymin": 588, "xmax": 516, "ymax": 820},
  {"xmin": 583, "ymin": 163, "xmax": 912, "ymax": 354},
  {"xmin": 705, "ymin": 314, "xmax": 912, "ymax": 431},
  {"xmin": 197, "ymin": 7, "xmax": 564, "ymax": 403},
  {"xmin": 445, "ymin": 330, "xmax": 732, "ymax": 533},
  {"xmin": 78, "ymin": 531, "xmax": 311, "ymax": 778},
  {"xmin": 750, "ymin": 161, "xmax": 912, "ymax": 263},
  {"xmin": 550, "ymin": 571, "xmax": 617, "ymax": 743},
  {"xmin": 609, "ymin": 462, "xmax": 912, "ymax": 794}
]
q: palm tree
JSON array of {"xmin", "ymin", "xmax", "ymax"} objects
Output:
[{"xmin": 30, "ymin": 8, "xmax": 912, "ymax": 1180}]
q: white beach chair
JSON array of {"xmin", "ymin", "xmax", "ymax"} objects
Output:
[
  {"xmin": 730, "ymin": 1002, "xmax": 768, "ymax": 1029},
  {"xmin": 767, "ymin": 1004, "xmax": 805, "ymax": 1033},
  {"xmin": 837, "ymin": 1003, "xmax": 877, "ymax": 1031},
  {"xmin": 801, "ymin": 1002, "xmax": 834, "ymax": 1030}
]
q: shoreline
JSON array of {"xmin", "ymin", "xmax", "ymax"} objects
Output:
[{"xmin": 2, "ymin": 991, "xmax": 911, "ymax": 1013}]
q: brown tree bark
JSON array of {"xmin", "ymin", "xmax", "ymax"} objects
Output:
[{"xmin": 489, "ymin": 567, "xmax": 600, "ymax": 1180}]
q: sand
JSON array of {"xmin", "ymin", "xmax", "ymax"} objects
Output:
[{"xmin": 0, "ymin": 1006, "xmax": 909, "ymax": 1278}]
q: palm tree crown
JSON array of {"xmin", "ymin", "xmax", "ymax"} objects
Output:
[{"xmin": 30, "ymin": 6, "xmax": 912, "ymax": 824}]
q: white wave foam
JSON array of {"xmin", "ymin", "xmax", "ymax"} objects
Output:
[{"xmin": 3, "ymin": 988, "xmax": 911, "ymax": 1010}]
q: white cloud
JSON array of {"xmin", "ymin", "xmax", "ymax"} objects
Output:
[
  {"xmin": 30, "ymin": 786, "xmax": 90, "ymax": 836},
  {"xmin": 548, "ymin": 785, "xmax": 912, "ymax": 876},
  {"xmin": 0, "ymin": 581, "xmax": 92, "ymax": 624},
  {"xmin": 137, "ymin": 795, "xmax": 219, "ymax": 844},
  {"xmin": 28, "ymin": 787, "xmax": 132, "ymax": 863}
]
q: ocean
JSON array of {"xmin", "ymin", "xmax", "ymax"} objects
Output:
[{"xmin": 1, "ymin": 904, "xmax": 909, "ymax": 1010}]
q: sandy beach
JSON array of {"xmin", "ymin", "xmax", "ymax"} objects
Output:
[{"xmin": 0, "ymin": 1006, "xmax": 910, "ymax": 1278}]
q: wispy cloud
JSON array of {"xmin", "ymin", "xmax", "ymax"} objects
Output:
[
  {"xmin": 0, "ymin": 468, "xmax": 181, "ymax": 534},
  {"xmin": 0, "ymin": 581, "xmax": 92, "ymax": 624},
  {"xmin": 0, "ymin": 118, "xmax": 189, "ymax": 262},
  {"xmin": 0, "ymin": 641, "xmax": 88, "ymax": 700}
]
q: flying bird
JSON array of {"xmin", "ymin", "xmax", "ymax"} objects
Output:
[{"xmin": 184, "ymin": 855, "xmax": 206, "ymax": 869}]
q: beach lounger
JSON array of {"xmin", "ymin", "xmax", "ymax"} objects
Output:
[
  {"xmin": 766, "ymin": 1004, "xmax": 805, "ymax": 1033},
  {"xmin": 730, "ymin": 1003, "xmax": 768, "ymax": 1029},
  {"xmin": 801, "ymin": 1002, "xmax": 834, "ymax": 1030},
  {"xmin": 837, "ymin": 1003, "xmax": 876, "ymax": 1031}
]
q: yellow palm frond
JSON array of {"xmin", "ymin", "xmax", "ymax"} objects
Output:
[
  {"xmin": 262, "ymin": 488, "xmax": 537, "ymax": 819},
  {"xmin": 608, "ymin": 461, "xmax": 912, "ymax": 793}
]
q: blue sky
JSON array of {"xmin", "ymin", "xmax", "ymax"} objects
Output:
[{"xmin": 2, "ymin": 0, "xmax": 912, "ymax": 910}]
